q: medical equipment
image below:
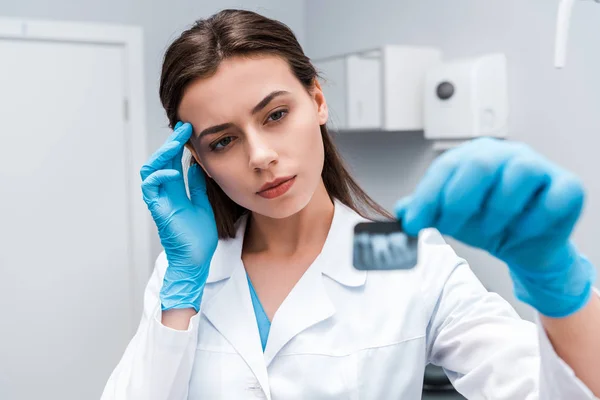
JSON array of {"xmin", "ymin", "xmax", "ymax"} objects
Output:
[
  {"xmin": 555, "ymin": 0, "xmax": 600, "ymax": 68},
  {"xmin": 423, "ymin": 53, "xmax": 508, "ymax": 141},
  {"xmin": 314, "ymin": 48, "xmax": 509, "ymax": 142}
]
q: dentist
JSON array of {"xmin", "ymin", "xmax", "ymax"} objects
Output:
[{"xmin": 102, "ymin": 9, "xmax": 600, "ymax": 399}]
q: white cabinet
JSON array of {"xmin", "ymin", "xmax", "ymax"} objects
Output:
[{"xmin": 314, "ymin": 45, "xmax": 442, "ymax": 132}]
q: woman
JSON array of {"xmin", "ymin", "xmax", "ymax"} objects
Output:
[{"xmin": 102, "ymin": 9, "xmax": 600, "ymax": 399}]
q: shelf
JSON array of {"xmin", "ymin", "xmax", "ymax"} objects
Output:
[{"xmin": 313, "ymin": 45, "xmax": 442, "ymax": 132}]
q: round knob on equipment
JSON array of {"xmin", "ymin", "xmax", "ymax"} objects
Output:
[{"xmin": 436, "ymin": 81, "xmax": 455, "ymax": 100}]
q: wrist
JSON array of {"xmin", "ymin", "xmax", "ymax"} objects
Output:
[
  {"xmin": 161, "ymin": 284, "xmax": 205, "ymax": 312},
  {"xmin": 162, "ymin": 308, "xmax": 198, "ymax": 330},
  {"xmin": 510, "ymin": 248, "xmax": 596, "ymax": 318},
  {"xmin": 160, "ymin": 262, "xmax": 210, "ymax": 312}
]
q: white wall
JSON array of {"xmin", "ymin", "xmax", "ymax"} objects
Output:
[
  {"xmin": 0, "ymin": 0, "xmax": 306, "ymax": 261},
  {"xmin": 305, "ymin": 0, "xmax": 600, "ymax": 320}
]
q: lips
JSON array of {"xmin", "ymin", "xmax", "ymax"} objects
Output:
[
  {"xmin": 258, "ymin": 176, "xmax": 296, "ymax": 193},
  {"xmin": 257, "ymin": 175, "xmax": 297, "ymax": 199}
]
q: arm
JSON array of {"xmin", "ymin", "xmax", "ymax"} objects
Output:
[
  {"xmin": 540, "ymin": 288, "xmax": 600, "ymax": 395},
  {"xmin": 101, "ymin": 253, "xmax": 200, "ymax": 400},
  {"xmin": 163, "ymin": 308, "xmax": 198, "ymax": 330},
  {"xmin": 422, "ymin": 244, "xmax": 598, "ymax": 399},
  {"xmin": 103, "ymin": 120, "xmax": 217, "ymax": 398},
  {"xmin": 420, "ymin": 234, "xmax": 541, "ymax": 399},
  {"xmin": 396, "ymin": 138, "xmax": 599, "ymax": 397}
]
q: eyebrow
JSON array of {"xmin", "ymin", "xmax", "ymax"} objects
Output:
[
  {"xmin": 251, "ymin": 90, "xmax": 289, "ymax": 115},
  {"xmin": 196, "ymin": 90, "xmax": 290, "ymax": 139}
]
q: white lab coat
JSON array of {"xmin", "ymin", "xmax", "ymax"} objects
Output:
[{"xmin": 102, "ymin": 200, "xmax": 598, "ymax": 399}]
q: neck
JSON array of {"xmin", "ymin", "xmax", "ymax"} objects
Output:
[{"xmin": 244, "ymin": 180, "xmax": 334, "ymax": 257}]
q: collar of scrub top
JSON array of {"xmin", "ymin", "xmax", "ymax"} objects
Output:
[{"xmin": 205, "ymin": 198, "xmax": 368, "ymax": 287}]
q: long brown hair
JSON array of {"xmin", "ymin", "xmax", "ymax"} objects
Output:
[{"xmin": 159, "ymin": 9, "xmax": 393, "ymax": 238}]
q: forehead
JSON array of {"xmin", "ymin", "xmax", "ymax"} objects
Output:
[{"xmin": 178, "ymin": 55, "xmax": 305, "ymax": 126}]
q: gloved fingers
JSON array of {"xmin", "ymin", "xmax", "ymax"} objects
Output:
[
  {"xmin": 393, "ymin": 196, "xmax": 412, "ymax": 220},
  {"xmin": 400, "ymin": 138, "xmax": 522, "ymax": 237},
  {"xmin": 141, "ymin": 169, "xmax": 183, "ymax": 204},
  {"xmin": 188, "ymin": 163, "xmax": 211, "ymax": 208},
  {"xmin": 140, "ymin": 141, "xmax": 180, "ymax": 181},
  {"xmin": 168, "ymin": 122, "xmax": 187, "ymax": 175},
  {"xmin": 511, "ymin": 172, "xmax": 585, "ymax": 240},
  {"xmin": 140, "ymin": 123, "xmax": 192, "ymax": 181},
  {"xmin": 168, "ymin": 144, "xmax": 186, "ymax": 177},
  {"xmin": 402, "ymin": 155, "xmax": 460, "ymax": 236},
  {"xmin": 162, "ymin": 121, "xmax": 190, "ymax": 146},
  {"xmin": 480, "ymin": 154, "xmax": 551, "ymax": 237},
  {"xmin": 435, "ymin": 157, "xmax": 500, "ymax": 237}
]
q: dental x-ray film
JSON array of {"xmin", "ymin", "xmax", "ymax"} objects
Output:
[{"xmin": 352, "ymin": 221, "xmax": 418, "ymax": 271}]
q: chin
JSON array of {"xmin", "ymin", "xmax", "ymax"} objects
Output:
[
  {"xmin": 255, "ymin": 193, "xmax": 312, "ymax": 219},
  {"xmin": 226, "ymin": 176, "xmax": 321, "ymax": 219}
]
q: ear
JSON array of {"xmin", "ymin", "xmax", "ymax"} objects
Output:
[
  {"xmin": 311, "ymin": 78, "xmax": 329, "ymax": 125},
  {"xmin": 185, "ymin": 143, "xmax": 212, "ymax": 178}
]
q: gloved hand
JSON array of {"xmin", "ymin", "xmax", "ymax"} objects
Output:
[
  {"xmin": 395, "ymin": 137, "xmax": 596, "ymax": 318},
  {"xmin": 140, "ymin": 122, "xmax": 218, "ymax": 312}
]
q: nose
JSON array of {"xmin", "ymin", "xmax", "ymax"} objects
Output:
[{"xmin": 247, "ymin": 132, "xmax": 278, "ymax": 171}]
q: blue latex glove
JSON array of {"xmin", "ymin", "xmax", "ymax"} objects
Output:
[
  {"xmin": 395, "ymin": 137, "xmax": 596, "ymax": 318},
  {"xmin": 140, "ymin": 122, "xmax": 218, "ymax": 312}
]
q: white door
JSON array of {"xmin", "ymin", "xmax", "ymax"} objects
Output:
[{"xmin": 0, "ymin": 22, "xmax": 148, "ymax": 400}]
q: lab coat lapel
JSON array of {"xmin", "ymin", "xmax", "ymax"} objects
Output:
[
  {"xmin": 263, "ymin": 200, "xmax": 368, "ymax": 366},
  {"xmin": 202, "ymin": 217, "xmax": 271, "ymax": 399},
  {"xmin": 263, "ymin": 257, "xmax": 335, "ymax": 366},
  {"xmin": 203, "ymin": 264, "xmax": 270, "ymax": 398}
]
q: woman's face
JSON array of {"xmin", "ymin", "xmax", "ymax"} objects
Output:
[{"xmin": 178, "ymin": 55, "xmax": 329, "ymax": 219}]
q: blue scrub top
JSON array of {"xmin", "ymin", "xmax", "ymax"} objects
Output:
[{"xmin": 247, "ymin": 275, "xmax": 271, "ymax": 351}]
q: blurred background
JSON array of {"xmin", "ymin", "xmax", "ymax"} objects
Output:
[{"xmin": 0, "ymin": 0, "xmax": 599, "ymax": 399}]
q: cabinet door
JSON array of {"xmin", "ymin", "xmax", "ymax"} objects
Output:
[{"xmin": 346, "ymin": 51, "xmax": 382, "ymax": 130}]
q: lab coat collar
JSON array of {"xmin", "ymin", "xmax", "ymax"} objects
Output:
[
  {"xmin": 202, "ymin": 199, "xmax": 369, "ymax": 394},
  {"xmin": 205, "ymin": 215, "xmax": 247, "ymax": 284},
  {"xmin": 317, "ymin": 199, "xmax": 369, "ymax": 287},
  {"xmin": 263, "ymin": 199, "xmax": 369, "ymax": 365},
  {"xmin": 206, "ymin": 198, "xmax": 368, "ymax": 287}
]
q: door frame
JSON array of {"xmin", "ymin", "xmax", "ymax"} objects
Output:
[{"xmin": 0, "ymin": 18, "xmax": 151, "ymax": 323}]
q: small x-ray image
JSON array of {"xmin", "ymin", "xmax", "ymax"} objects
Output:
[{"xmin": 352, "ymin": 221, "xmax": 418, "ymax": 271}]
